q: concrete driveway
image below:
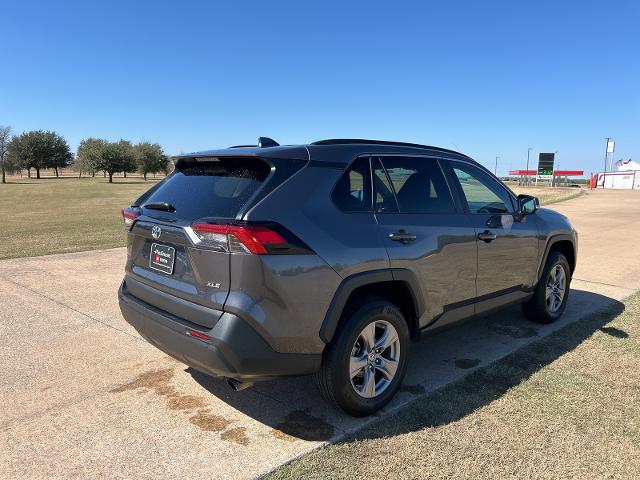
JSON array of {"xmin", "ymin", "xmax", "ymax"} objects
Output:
[{"xmin": 1, "ymin": 189, "xmax": 638, "ymax": 479}]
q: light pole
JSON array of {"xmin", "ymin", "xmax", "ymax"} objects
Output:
[
  {"xmin": 494, "ymin": 156, "xmax": 499, "ymax": 176},
  {"xmin": 526, "ymin": 147, "xmax": 532, "ymax": 185}
]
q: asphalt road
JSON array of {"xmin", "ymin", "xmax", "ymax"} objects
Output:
[{"xmin": 1, "ymin": 189, "xmax": 639, "ymax": 479}]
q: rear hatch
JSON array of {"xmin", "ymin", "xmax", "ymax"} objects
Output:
[{"xmin": 122, "ymin": 155, "xmax": 298, "ymax": 328}]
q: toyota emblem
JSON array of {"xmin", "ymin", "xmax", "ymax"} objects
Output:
[{"xmin": 151, "ymin": 226, "xmax": 162, "ymax": 240}]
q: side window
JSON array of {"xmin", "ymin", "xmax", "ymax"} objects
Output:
[
  {"xmin": 378, "ymin": 156, "xmax": 455, "ymax": 214},
  {"xmin": 450, "ymin": 162, "xmax": 514, "ymax": 214},
  {"xmin": 331, "ymin": 156, "xmax": 372, "ymax": 212},
  {"xmin": 372, "ymin": 157, "xmax": 398, "ymax": 213}
]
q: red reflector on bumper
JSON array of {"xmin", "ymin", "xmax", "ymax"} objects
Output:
[{"xmin": 186, "ymin": 329, "xmax": 210, "ymax": 342}]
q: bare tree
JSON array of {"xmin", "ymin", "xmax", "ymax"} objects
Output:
[{"xmin": 0, "ymin": 125, "xmax": 13, "ymax": 184}]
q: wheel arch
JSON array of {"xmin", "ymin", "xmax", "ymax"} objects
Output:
[
  {"xmin": 319, "ymin": 269, "xmax": 424, "ymax": 344},
  {"xmin": 538, "ymin": 234, "xmax": 577, "ymax": 279}
]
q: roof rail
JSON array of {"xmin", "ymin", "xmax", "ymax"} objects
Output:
[{"xmin": 310, "ymin": 138, "xmax": 468, "ymax": 157}]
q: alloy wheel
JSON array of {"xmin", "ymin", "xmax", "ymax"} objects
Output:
[
  {"xmin": 545, "ymin": 264, "xmax": 567, "ymax": 313},
  {"xmin": 349, "ymin": 320, "xmax": 401, "ymax": 398}
]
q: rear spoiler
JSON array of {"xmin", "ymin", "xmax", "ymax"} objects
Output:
[
  {"xmin": 172, "ymin": 138, "xmax": 308, "ymax": 165},
  {"xmin": 172, "ymin": 154, "xmax": 273, "ymax": 171}
]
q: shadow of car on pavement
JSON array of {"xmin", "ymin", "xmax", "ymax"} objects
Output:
[{"xmin": 188, "ymin": 289, "xmax": 624, "ymax": 442}]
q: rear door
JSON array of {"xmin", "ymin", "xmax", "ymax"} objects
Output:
[
  {"xmin": 443, "ymin": 160, "xmax": 540, "ymax": 306},
  {"xmin": 124, "ymin": 157, "xmax": 272, "ymax": 327},
  {"xmin": 373, "ymin": 155, "xmax": 478, "ymax": 328}
]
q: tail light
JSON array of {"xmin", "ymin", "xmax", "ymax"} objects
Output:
[
  {"xmin": 188, "ymin": 222, "xmax": 313, "ymax": 255},
  {"xmin": 121, "ymin": 208, "xmax": 140, "ymax": 230}
]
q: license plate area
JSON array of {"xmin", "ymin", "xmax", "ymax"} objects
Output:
[{"xmin": 149, "ymin": 243, "xmax": 176, "ymax": 275}]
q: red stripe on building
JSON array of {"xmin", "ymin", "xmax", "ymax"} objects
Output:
[{"xmin": 509, "ymin": 170, "xmax": 584, "ymax": 176}]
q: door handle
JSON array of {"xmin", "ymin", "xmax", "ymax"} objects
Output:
[
  {"xmin": 477, "ymin": 230, "xmax": 497, "ymax": 242},
  {"xmin": 389, "ymin": 230, "xmax": 417, "ymax": 244}
]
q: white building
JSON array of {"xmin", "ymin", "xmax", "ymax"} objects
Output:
[{"xmin": 595, "ymin": 160, "xmax": 640, "ymax": 189}]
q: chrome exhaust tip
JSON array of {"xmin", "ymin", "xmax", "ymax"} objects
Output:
[{"xmin": 226, "ymin": 378, "xmax": 254, "ymax": 392}]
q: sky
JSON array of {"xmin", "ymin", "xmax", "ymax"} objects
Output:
[{"xmin": 1, "ymin": 0, "xmax": 638, "ymax": 176}]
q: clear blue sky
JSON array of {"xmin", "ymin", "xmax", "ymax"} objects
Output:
[{"xmin": 2, "ymin": 0, "xmax": 638, "ymax": 176}]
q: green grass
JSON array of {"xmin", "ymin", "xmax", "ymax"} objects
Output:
[
  {"xmin": 0, "ymin": 175, "xmax": 585, "ymax": 260},
  {"xmin": 0, "ymin": 175, "xmax": 158, "ymax": 259},
  {"xmin": 268, "ymin": 293, "xmax": 640, "ymax": 479},
  {"xmin": 509, "ymin": 184, "xmax": 586, "ymax": 205}
]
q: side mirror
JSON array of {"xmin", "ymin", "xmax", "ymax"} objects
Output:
[{"xmin": 518, "ymin": 194, "xmax": 539, "ymax": 215}]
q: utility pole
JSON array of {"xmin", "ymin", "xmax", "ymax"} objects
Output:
[
  {"xmin": 526, "ymin": 147, "xmax": 532, "ymax": 185},
  {"xmin": 604, "ymin": 137, "xmax": 611, "ymax": 172},
  {"xmin": 494, "ymin": 156, "xmax": 499, "ymax": 176}
]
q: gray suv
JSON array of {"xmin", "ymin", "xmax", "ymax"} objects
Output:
[{"xmin": 119, "ymin": 138, "xmax": 577, "ymax": 416}]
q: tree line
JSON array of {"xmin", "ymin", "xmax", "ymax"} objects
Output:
[{"xmin": 0, "ymin": 126, "xmax": 171, "ymax": 184}]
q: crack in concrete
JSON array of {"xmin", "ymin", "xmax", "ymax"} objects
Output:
[
  {"xmin": 0, "ymin": 275, "xmax": 142, "ymax": 341},
  {"xmin": 573, "ymin": 277, "xmax": 637, "ymax": 291}
]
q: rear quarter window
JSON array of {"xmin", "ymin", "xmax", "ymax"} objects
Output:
[{"xmin": 331, "ymin": 157, "xmax": 372, "ymax": 212}]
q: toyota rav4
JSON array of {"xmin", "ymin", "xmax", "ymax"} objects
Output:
[{"xmin": 118, "ymin": 138, "xmax": 577, "ymax": 416}]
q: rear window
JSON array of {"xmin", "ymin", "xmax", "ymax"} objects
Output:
[{"xmin": 141, "ymin": 158, "xmax": 271, "ymax": 219}]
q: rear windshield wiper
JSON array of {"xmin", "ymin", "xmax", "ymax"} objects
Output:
[{"xmin": 143, "ymin": 201, "xmax": 176, "ymax": 212}]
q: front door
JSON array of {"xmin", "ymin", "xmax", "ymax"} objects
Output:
[
  {"xmin": 444, "ymin": 161, "xmax": 540, "ymax": 306},
  {"xmin": 373, "ymin": 155, "xmax": 478, "ymax": 327}
]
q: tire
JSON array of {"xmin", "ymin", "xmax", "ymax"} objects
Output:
[
  {"xmin": 315, "ymin": 299, "xmax": 410, "ymax": 416},
  {"xmin": 521, "ymin": 251, "xmax": 571, "ymax": 324}
]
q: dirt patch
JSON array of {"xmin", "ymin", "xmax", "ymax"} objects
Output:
[
  {"xmin": 455, "ymin": 358, "xmax": 481, "ymax": 369},
  {"xmin": 487, "ymin": 319, "xmax": 538, "ymax": 339},
  {"xmin": 272, "ymin": 410, "xmax": 334, "ymax": 442},
  {"xmin": 110, "ymin": 368, "xmax": 194, "ymax": 404},
  {"xmin": 189, "ymin": 410, "xmax": 233, "ymax": 432},
  {"xmin": 111, "ymin": 368, "xmax": 236, "ymax": 436},
  {"xmin": 272, "ymin": 429, "xmax": 297, "ymax": 442},
  {"xmin": 221, "ymin": 427, "xmax": 250, "ymax": 446},
  {"xmin": 110, "ymin": 368, "xmax": 175, "ymax": 394},
  {"xmin": 400, "ymin": 384, "xmax": 426, "ymax": 395},
  {"xmin": 168, "ymin": 395, "xmax": 208, "ymax": 411}
]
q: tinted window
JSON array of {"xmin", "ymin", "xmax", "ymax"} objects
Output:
[
  {"xmin": 451, "ymin": 162, "xmax": 514, "ymax": 214},
  {"xmin": 373, "ymin": 157, "xmax": 398, "ymax": 213},
  {"xmin": 142, "ymin": 158, "xmax": 270, "ymax": 219},
  {"xmin": 378, "ymin": 156, "xmax": 455, "ymax": 214},
  {"xmin": 332, "ymin": 157, "xmax": 372, "ymax": 212}
]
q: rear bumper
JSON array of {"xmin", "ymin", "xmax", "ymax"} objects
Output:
[{"xmin": 118, "ymin": 281, "xmax": 321, "ymax": 382}]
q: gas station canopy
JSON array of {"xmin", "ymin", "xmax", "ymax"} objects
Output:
[{"xmin": 509, "ymin": 170, "xmax": 584, "ymax": 176}]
